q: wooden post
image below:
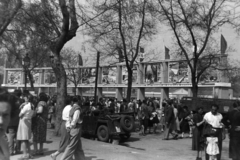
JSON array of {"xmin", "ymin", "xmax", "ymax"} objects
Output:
[{"xmin": 94, "ymin": 52, "xmax": 100, "ymax": 105}]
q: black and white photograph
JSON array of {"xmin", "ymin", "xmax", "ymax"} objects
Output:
[{"xmin": 0, "ymin": 0, "xmax": 240, "ymax": 160}]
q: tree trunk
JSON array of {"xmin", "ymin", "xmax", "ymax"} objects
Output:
[
  {"xmin": 126, "ymin": 68, "xmax": 133, "ymax": 102},
  {"xmin": 191, "ymin": 75, "xmax": 198, "ymax": 110},
  {"xmin": 51, "ymin": 57, "xmax": 67, "ymax": 135}
]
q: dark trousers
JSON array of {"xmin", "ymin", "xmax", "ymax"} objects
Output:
[
  {"xmin": 7, "ymin": 126, "xmax": 20, "ymax": 154},
  {"xmin": 143, "ymin": 118, "xmax": 149, "ymax": 133},
  {"xmin": 60, "ymin": 125, "xmax": 85, "ymax": 160},
  {"xmin": 164, "ymin": 122, "xmax": 175, "ymax": 139},
  {"xmin": 58, "ymin": 121, "xmax": 70, "ymax": 152},
  {"xmin": 205, "ymin": 128, "xmax": 223, "ymax": 160}
]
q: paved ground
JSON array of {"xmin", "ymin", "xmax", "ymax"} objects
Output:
[{"xmin": 11, "ymin": 130, "xmax": 230, "ymax": 160}]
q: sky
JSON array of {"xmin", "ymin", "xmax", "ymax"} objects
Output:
[{"xmin": 65, "ymin": 23, "xmax": 240, "ymax": 66}]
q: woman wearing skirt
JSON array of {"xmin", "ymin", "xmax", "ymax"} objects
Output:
[{"xmin": 17, "ymin": 94, "xmax": 35, "ymax": 160}]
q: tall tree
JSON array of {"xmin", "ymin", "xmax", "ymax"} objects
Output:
[
  {"xmin": 156, "ymin": 0, "xmax": 232, "ymax": 104},
  {"xmin": 61, "ymin": 48, "xmax": 89, "ymax": 96},
  {"xmin": 87, "ymin": 0, "xmax": 157, "ymax": 101},
  {"xmin": 0, "ymin": 0, "xmax": 22, "ymax": 36},
  {"xmin": 1, "ymin": 9, "xmax": 50, "ymax": 89}
]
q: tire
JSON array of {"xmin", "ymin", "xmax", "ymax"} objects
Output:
[
  {"xmin": 120, "ymin": 115, "xmax": 134, "ymax": 132},
  {"xmin": 97, "ymin": 125, "xmax": 109, "ymax": 142},
  {"xmin": 120, "ymin": 133, "xmax": 131, "ymax": 141}
]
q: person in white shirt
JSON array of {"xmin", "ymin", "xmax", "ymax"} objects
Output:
[
  {"xmin": 50, "ymin": 97, "xmax": 72, "ymax": 160},
  {"xmin": 17, "ymin": 94, "xmax": 35, "ymax": 160},
  {"xmin": 203, "ymin": 104, "xmax": 224, "ymax": 160},
  {"xmin": 60, "ymin": 97, "xmax": 85, "ymax": 160}
]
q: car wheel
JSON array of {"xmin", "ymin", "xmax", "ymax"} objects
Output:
[
  {"xmin": 120, "ymin": 115, "xmax": 134, "ymax": 132},
  {"xmin": 97, "ymin": 125, "xmax": 109, "ymax": 142}
]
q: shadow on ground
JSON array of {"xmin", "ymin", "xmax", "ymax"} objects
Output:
[{"xmin": 86, "ymin": 156, "xmax": 105, "ymax": 160}]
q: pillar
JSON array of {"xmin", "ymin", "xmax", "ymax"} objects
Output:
[
  {"xmin": 116, "ymin": 87, "xmax": 123, "ymax": 100},
  {"xmin": 97, "ymin": 87, "xmax": 103, "ymax": 100},
  {"xmin": 161, "ymin": 61, "xmax": 169, "ymax": 101},
  {"xmin": 137, "ymin": 88, "xmax": 145, "ymax": 100},
  {"xmin": 38, "ymin": 69, "xmax": 45, "ymax": 94},
  {"xmin": 20, "ymin": 71, "xmax": 25, "ymax": 84},
  {"xmin": 137, "ymin": 63, "xmax": 145, "ymax": 100},
  {"xmin": 188, "ymin": 88, "xmax": 193, "ymax": 97},
  {"xmin": 97, "ymin": 67, "xmax": 103, "ymax": 99},
  {"xmin": 77, "ymin": 88, "xmax": 83, "ymax": 96},
  {"xmin": 161, "ymin": 88, "xmax": 169, "ymax": 101},
  {"xmin": 3, "ymin": 69, "xmax": 8, "ymax": 85},
  {"xmin": 116, "ymin": 65, "xmax": 123, "ymax": 100}
]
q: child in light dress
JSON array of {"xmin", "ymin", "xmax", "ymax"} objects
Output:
[{"xmin": 206, "ymin": 137, "xmax": 219, "ymax": 160}]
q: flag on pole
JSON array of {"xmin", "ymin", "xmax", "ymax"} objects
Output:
[
  {"xmin": 165, "ymin": 46, "xmax": 170, "ymax": 59},
  {"xmin": 78, "ymin": 54, "xmax": 83, "ymax": 66},
  {"xmin": 221, "ymin": 34, "xmax": 227, "ymax": 54},
  {"xmin": 140, "ymin": 47, "xmax": 144, "ymax": 53},
  {"xmin": 117, "ymin": 47, "xmax": 124, "ymax": 62}
]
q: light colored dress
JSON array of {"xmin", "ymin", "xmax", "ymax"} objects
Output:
[
  {"xmin": 206, "ymin": 137, "xmax": 219, "ymax": 156},
  {"xmin": 17, "ymin": 102, "xmax": 34, "ymax": 140}
]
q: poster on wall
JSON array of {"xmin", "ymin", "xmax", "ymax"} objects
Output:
[
  {"xmin": 168, "ymin": 61, "xmax": 189, "ymax": 83},
  {"xmin": 122, "ymin": 65, "xmax": 138, "ymax": 85},
  {"xmin": 145, "ymin": 64, "xmax": 161, "ymax": 84},
  {"xmin": 102, "ymin": 67, "xmax": 117, "ymax": 84},
  {"xmin": 82, "ymin": 68, "xmax": 96, "ymax": 84},
  {"xmin": 7, "ymin": 71, "xmax": 22, "ymax": 85}
]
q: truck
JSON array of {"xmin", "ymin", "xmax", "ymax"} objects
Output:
[
  {"xmin": 81, "ymin": 110, "xmax": 135, "ymax": 142},
  {"xmin": 180, "ymin": 97, "xmax": 236, "ymax": 113}
]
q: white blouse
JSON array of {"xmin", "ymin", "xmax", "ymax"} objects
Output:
[{"xmin": 20, "ymin": 102, "xmax": 34, "ymax": 119}]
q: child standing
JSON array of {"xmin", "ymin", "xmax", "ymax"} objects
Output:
[{"xmin": 206, "ymin": 137, "xmax": 219, "ymax": 160}]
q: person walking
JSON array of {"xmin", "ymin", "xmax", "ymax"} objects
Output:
[
  {"xmin": 60, "ymin": 97, "xmax": 85, "ymax": 160},
  {"xmin": 50, "ymin": 97, "xmax": 72, "ymax": 160},
  {"xmin": 17, "ymin": 94, "xmax": 35, "ymax": 160},
  {"xmin": 32, "ymin": 93, "xmax": 49, "ymax": 155},
  {"xmin": 163, "ymin": 101, "xmax": 177, "ymax": 140},
  {"xmin": 203, "ymin": 104, "xmax": 224, "ymax": 160}
]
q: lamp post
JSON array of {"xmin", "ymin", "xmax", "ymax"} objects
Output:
[{"xmin": 22, "ymin": 53, "xmax": 30, "ymax": 90}]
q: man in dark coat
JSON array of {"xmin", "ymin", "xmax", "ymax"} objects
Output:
[{"xmin": 163, "ymin": 100, "xmax": 177, "ymax": 140}]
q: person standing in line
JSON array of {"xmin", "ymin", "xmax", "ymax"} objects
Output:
[
  {"xmin": 50, "ymin": 97, "xmax": 72, "ymax": 160},
  {"xmin": 203, "ymin": 104, "xmax": 224, "ymax": 160},
  {"xmin": 140, "ymin": 100, "xmax": 150, "ymax": 136},
  {"xmin": 0, "ymin": 89, "xmax": 17, "ymax": 160},
  {"xmin": 225, "ymin": 101, "xmax": 239, "ymax": 159},
  {"xmin": 32, "ymin": 93, "xmax": 49, "ymax": 155},
  {"xmin": 120, "ymin": 99, "xmax": 128, "ymax": 113},
  {"xmin": 173, "ymin": 104, "xmax": 180, "ymax": 138},
  {"xmin": 192, "ymin": 107, "xmax": 205, "ymax": 159},
  {"xmin": 17, "ymin": 94, "xmax": 35, "ymax": 160},
  {"xmin": 60, "ymin": 97, "xmax": 85, "ymax": 160},
  {"xmin": 230, "ymin": 102, "xmax": 240, "ymax": 160},
  {"xmin": 179, "ymin": 106, "xmax": 190, "ymax": 138},
  {"xmin": 7, "ymin": 91, "xmax": 22, "ymax": 155}
]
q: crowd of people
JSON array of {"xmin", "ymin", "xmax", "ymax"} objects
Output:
[{"xmin": 0, "ymin": 88, "xmax": 239, "ymax": 160}]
